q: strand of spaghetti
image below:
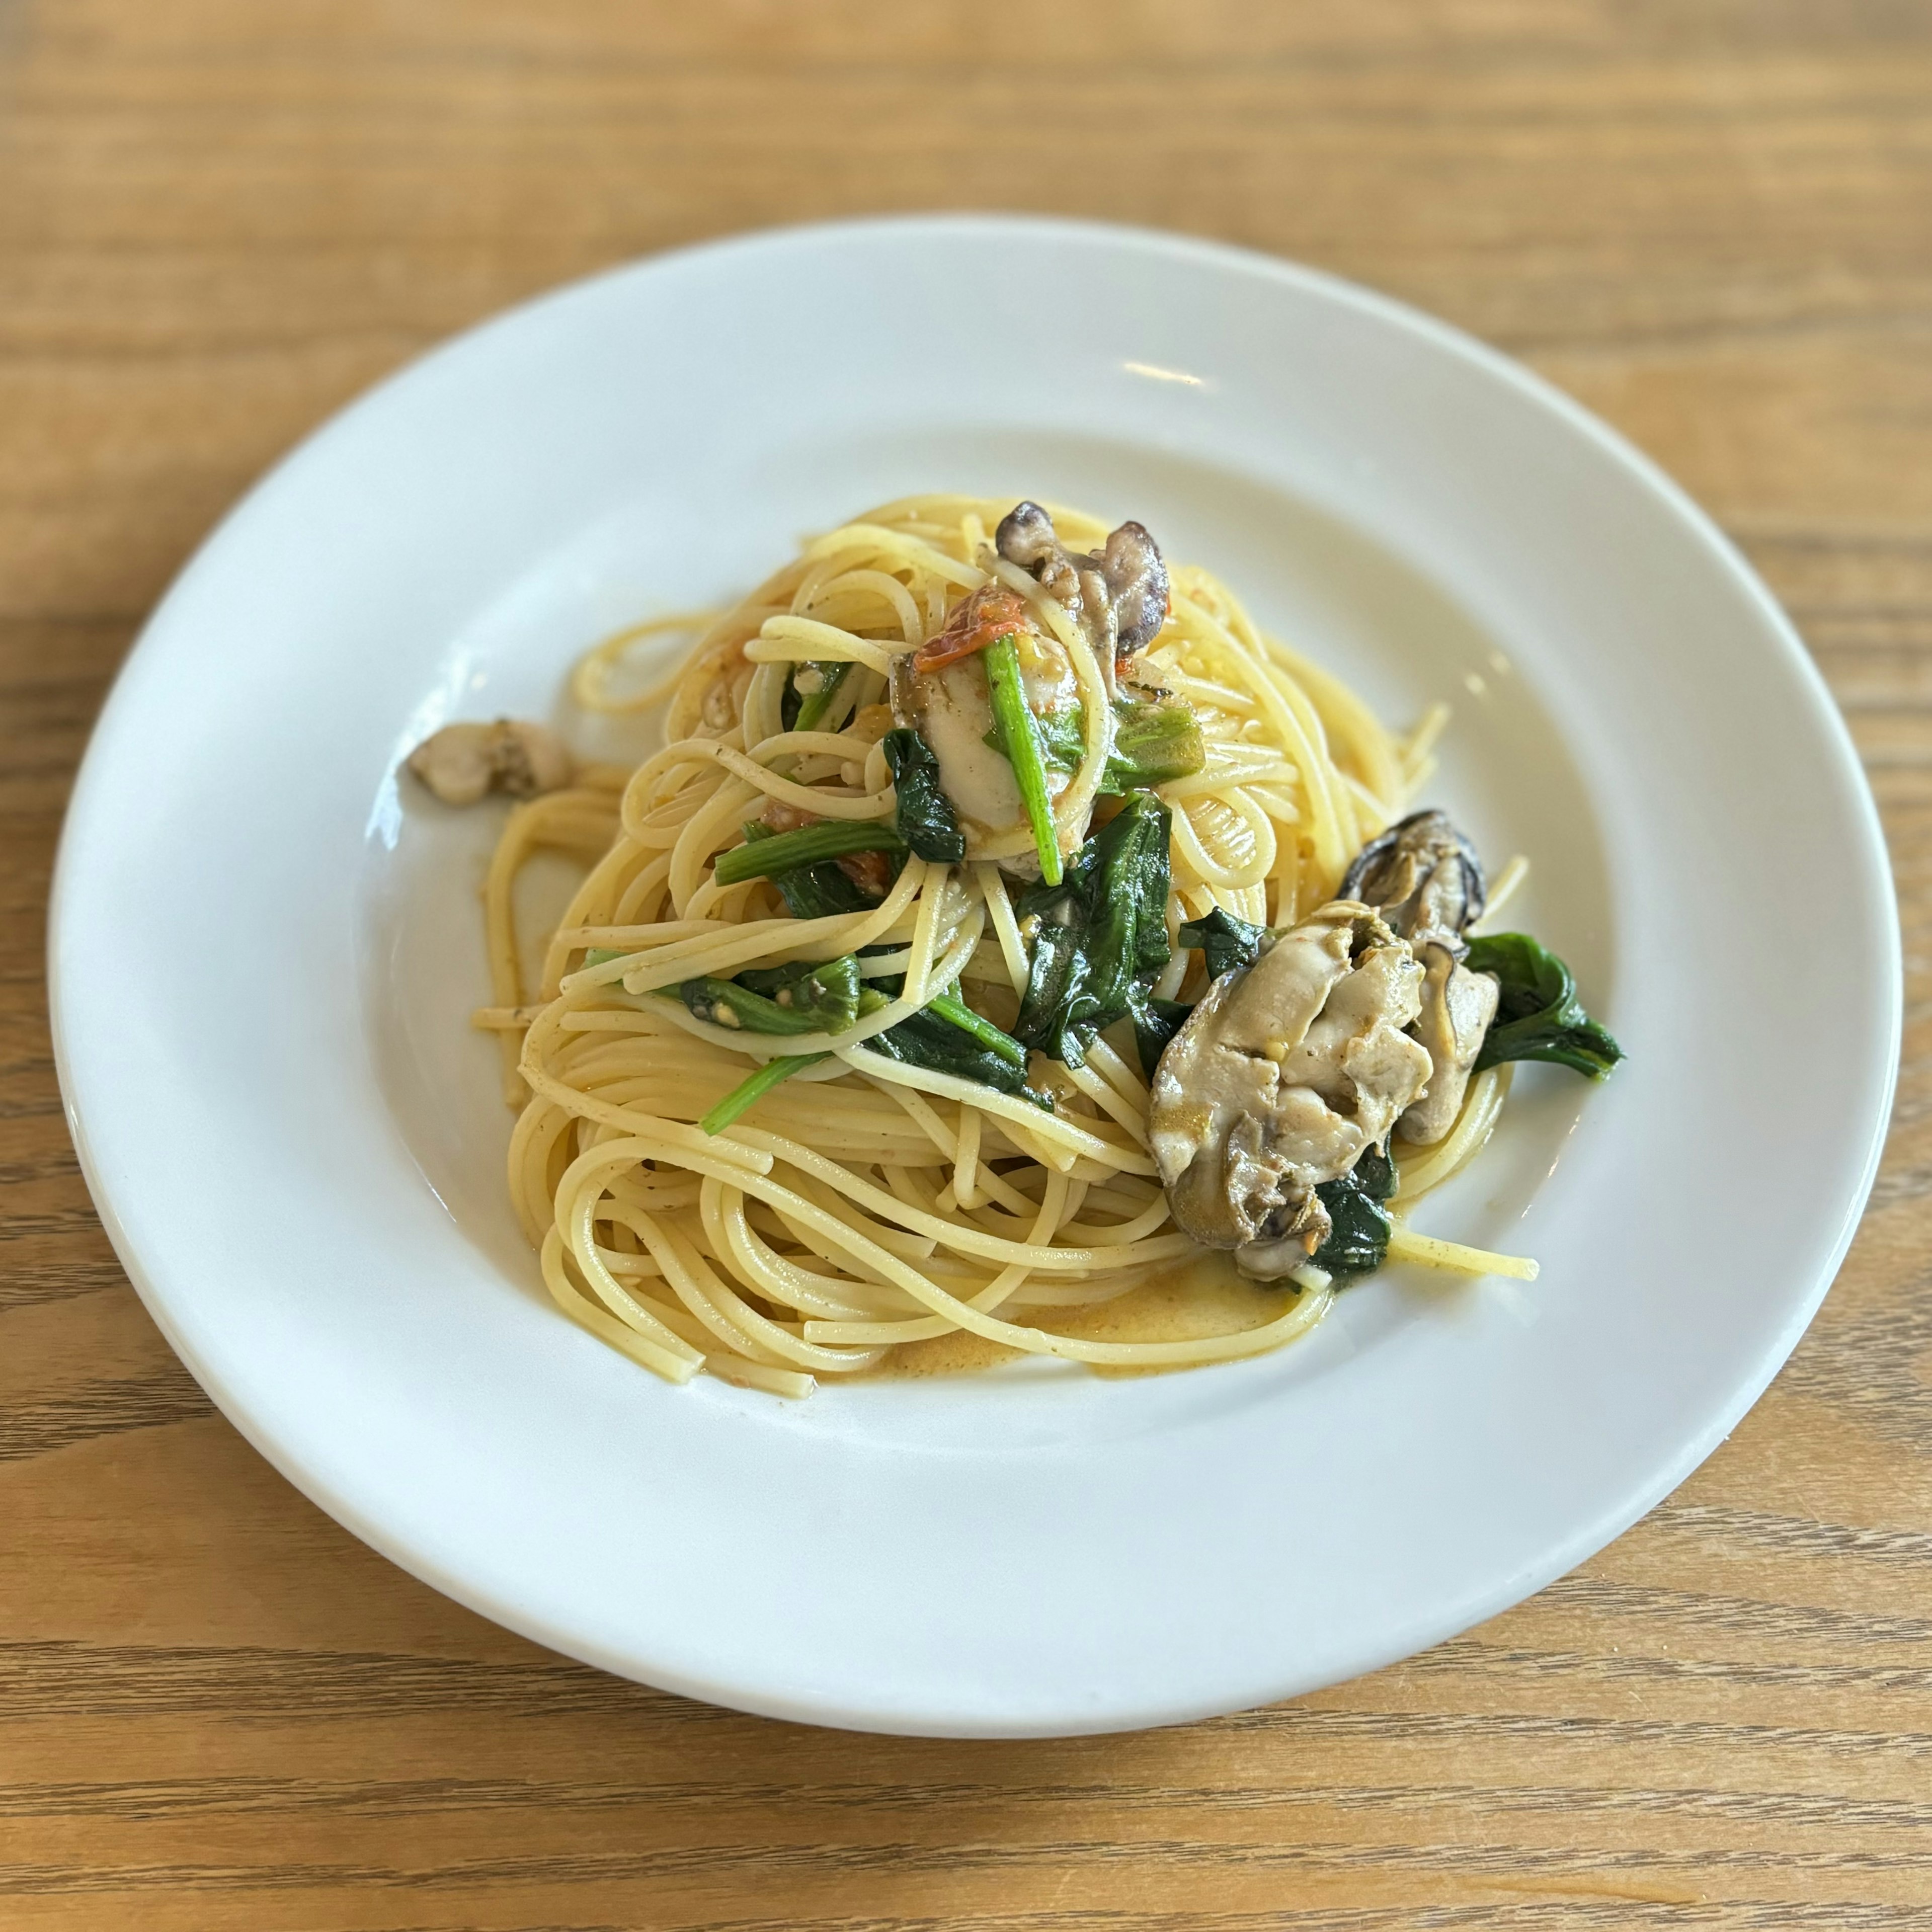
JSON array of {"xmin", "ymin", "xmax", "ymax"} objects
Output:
[
  {"xmin": 731, "ymin": 1126, "xmax": 1179, "ymax": 1270},
  {"xmin": 900, "ymin": 864, "xmax": 952, "ymax": 1007},
  {"xmin": 539, "ymin": 1230, "xmax": 703, "ymax": 1384},
  {"xmin": 572, "ymin": 612, "xmax": 715, "ymax": 714},
  {"xmin": 1083, "ymin": 1034, "xmax": 1150, "ymax": 1102},
  {"xmin": 553, "ymin": 1152, "xmax": 709, "ymax": 1368},
  {"xmin": 1162, "ymin": 671, "xmax": 1258, "ymax": 714},
  {"xmin": 838, "ymin": 1048, "xmax": 1157, "ymax": 1176},
  {"xmin": 552, "ymin": 919, "xmax": 736, "ymax": 952},
  {"xmin": 705, "ymin": 1188, "xmax": 901, "ymax": 1322},
  {"xmin": 1174, "ymin": 589, "xmax": 1352, "ymax": 880},
  {"xmin": 747, "ymin": 615, "xmax": 897, "ymax": 675},
  {"xmin": 745, "ymin": 727, "xmax": 883, "ymax": 768},
  {"xmin": 509, "ymin": 1101, "xmax": 585, "ymax": 1244},
  {"xmin": 705, "ymin": 741, "xmax": 896, "ymax": 821},
  {"xmin": 800, "ymin": 567, "xmax": 924, "ymax": 640},
  {"xmin": 1159, "ymin": 763, "xmax": 1297, "ymax": 804},
  {"xmin": 539, "ymin": 837, "xmax": 656, "ymax": 994},
  {"xmin": 1394, "ymin": 1065, "xmax": 1512, "ymax": 1203},
  {"xmin": 870, "ymin": 1082, "xmax": 1038, "ymax": 1217},
  {"xmin": 1471, "ymin": 854, "xmax": 1530, "ymax": 930},
  {"xmin": 1403, "ymin": 700, "xmax": 1453, "ymax": 778},
  {"xmin": 1387, "ymin": 1221, "xmax": 1538, "ymax": 1280},
  {"xmin": 870, "ymin": 1079, "xmax": 955, "ymax": 1163},
  {"xmin": 673, "ymin": 1185, "xmax": 883, "ymax": 1372},
  {"xmin": 807, "ymin": 1171, "xmax": 1071, "ymax": 1345},
  {"xmin": 1253, "ymin": 629, "xmax": 1407, "ymax": 808},
  {"xmin": 975, "ymin": 863, "xmax": 1030, "ymax": 993},
  {"xmin": 584, "ymin": 1186, "xmax": 797, "ymax": 1371},
  {"xmin": 778, "ymin": 1172, "xmax": 941, "ymax": 1266},
  {"xmin": 1171, "ymin": 790, "xmax": 1275, "ymax": 892},
  {"xmin": 484, "ymin": 794, "xmax": 610, "ymax": 1103},
  {"xmin": 801, "ymin": 522, "xmax": 986, "ymax": 588},
  {"xmin": 1247, "ymin": 657, "xmax": 1354, "ymax": 879},
  {"xmin": 670, "ymin": 775, "xmax": 760, "ymax": 916},
  {"xmin": 577, "ymin": 859, "xmax": 927, "ymax": 994},
  {"xmin": 1054, "ymin": 1189, "xmax": 1176, "ymax": 1246},
  {"xmin": 1060, "ymin": 1059, "xmax": 1151, "ymax": 1147},
  {"xmin": 470, "ymin": 1005, "xmax": 544, "ymax": 1030},
  {"xmin": 953, "ymin": 1101, "xmax": 983, "ymax": 1210},
  {"xmin": 731, "ymin": 1156, "xmax": 1325, "ymax": 1365},
  {"xmin": 514, "ymin": 1041, "xmax": 777, "ymax": 1168}
]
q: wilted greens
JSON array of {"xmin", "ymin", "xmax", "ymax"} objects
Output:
[
  {"xmin": 1011, "ymin": 697, "xmax": 1206, "ymax": 794},
  {"xmin": 864, "ymin": 1004, "xmax": 1049, "ymax": 1105},
  {"xmin": 1309, "ymin": 1142, "xmax": 1397, "ymax": 1282},
  {"xmin": 700, "ymin": 1053, "xmax": 827, "ymax": 1136},
  {"xmin": 713, "ymin": 818, "xmax": 905, "ymax": 888},
  {"xmin": 1177, "ymin": 906, "xmax": 1271, "ymax": 980},
  {"xmin": 1130, "ymin": 992, "xmax": 1192, "ymax": 1080},
  {"xmin": 719, "ymin": 821, "xmax": 889, "ymax": 919},
  {"xmin": 672, "ymin": 952, "xmax": 865, "ymax": 1037},
  {"xmin": 983, "ymin": 633, "xmax": 1062, "ymax": 884},
  {"xmin": 881, "ymin": 727, "xmax": 967, "ymax": 863},
  {"xmin": 784, "ymin": 660, "xmax": 855, "ymax": 735},
  {"xmin": 1466, "ymin": 932, "xmax": 1624, "ymax": 1079},
  {"xmin": 1013, "ymin": 791, "xmax": 1173, "ymax": 1068}
]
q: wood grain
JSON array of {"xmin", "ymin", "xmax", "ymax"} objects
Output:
[{"xmin": 4, "ymin": 2, "xmax": 1930, "ymax": 1925}]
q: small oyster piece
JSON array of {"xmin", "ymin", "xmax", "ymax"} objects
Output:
[{"xmin": 406, "ymin": 719, "xmax": 576, "ymax": 806}]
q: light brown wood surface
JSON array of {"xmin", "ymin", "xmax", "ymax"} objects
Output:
[{"xmin": 5, "ymin": 3, "xmax": 1930, "ymax": 1926}]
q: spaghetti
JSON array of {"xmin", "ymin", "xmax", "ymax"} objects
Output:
[{"xmin": 460, "ymin": 496, "xmax": 1594, "ymax": 1398}]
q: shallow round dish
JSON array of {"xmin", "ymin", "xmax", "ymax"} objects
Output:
[{"xmin": 52, "ymin": 216, "xmax": 1898, "ymax": 1737}]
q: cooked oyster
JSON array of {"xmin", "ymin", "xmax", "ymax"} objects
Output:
[
  {"xmin": 1149, "ymin": 902, "xmax": 1432, "ymax": 1276},
  {"xmin": 1342, "ymin": 809, "xmax": 1499, "ymax": 1146},
  {"xmin": 995, "ymin": 501, "xmax": 1170, "ymax": 686}
]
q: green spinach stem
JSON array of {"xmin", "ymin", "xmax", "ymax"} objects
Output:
[
  {"xmin": 713, "ymin": 819, "xmax": 904, "ymax": 886},
  {"xmin": 700, "ymin": 1054, "xmax": 828, "ymax": 1135},
  {"xmin": 983, "ymin": 632, "xmax": 1063, "ymax": 886}
]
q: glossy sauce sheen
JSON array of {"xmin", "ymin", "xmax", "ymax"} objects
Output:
[{"xmin": 866, "ymin": 1247, "xmax": 1292, "ymax": 1380}]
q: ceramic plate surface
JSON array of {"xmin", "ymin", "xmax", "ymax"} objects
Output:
[{"xmin": 52, "ymin": 216, "xmax": 1898, "ymax": 1736}]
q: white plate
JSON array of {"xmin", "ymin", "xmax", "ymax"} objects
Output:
[{"xmin": 52, "ymin": 216, "xmax": 1898, "ymax": 1737}]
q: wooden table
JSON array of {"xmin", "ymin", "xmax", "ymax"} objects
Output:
[{"xmin": 5, "ymin": 4, "xmax": 1929, "ymax": 1925}]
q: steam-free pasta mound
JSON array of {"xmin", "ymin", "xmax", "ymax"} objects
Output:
[{"xmin": 412, "ymin": 496, "xmax": 1621, "ymax": 1397}]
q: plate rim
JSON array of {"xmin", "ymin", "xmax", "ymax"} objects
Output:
[{"xmin": 49, "ymin": 212, "xmax": 1902, "ymax": 1735}]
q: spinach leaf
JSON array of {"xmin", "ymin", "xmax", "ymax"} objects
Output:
[
  {"xmin": 734, "ymin": 821, "xmax": 881, "ymax": 919},
  {"xmin": 729, "ymin": 952, "xmax": 865, "ymax": 1030},
  {"xmin": 1012, "ymin": 791, "xmax": 1173, "ymax": 1068},
  {"xmin": 714, "ymin": 819, "xmax": 904, "ymax": 886},
  {"xmin": 1029, "ymin": 704, "xmax": 1086, "ymax": 775},
  {"xmin": 865, "ymin": 1006, "xmax": 1052, "ymax": 1107},
  {"xmin": 1107, "ymin": 699, "xmax": 1205, "ymax": 790},
  {"xmin": 673, "ymin": 951, "xmax": 864, "ymax": 1037},
  {"xmin": 1178, "ymin": 906, "xmax": 1270, "ymax": 980},
  {"xmin": 1465, "ymin": 932, "xmax": 1624, "ymax": 1079},
  {"xmin": 701, "ymin": 1053, "xmax": 827, "ymax": 1135},
  {"xmin": 999, "ymin": 698, "xmax": 1205, "ymax": 793},
  {"xmin": 1129, "ymin": 989, "xmax": 1191, "ymax": 1080},
  {"xmin": 881, "ymin": 727, "xmax": 967, "ymax": 862},
  {"xmin": 1310, "ymin": 1142, "xmax": 1397, "ymax": 1282}
]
